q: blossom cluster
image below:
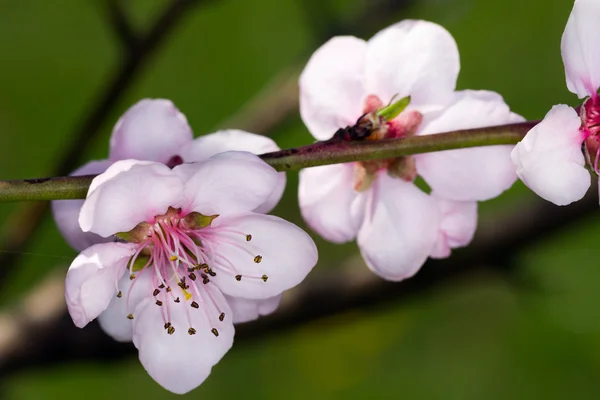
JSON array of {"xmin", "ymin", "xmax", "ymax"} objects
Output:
[{"xmin": 51, "ymin": 0, "xmax": 599, "ymax": 394}]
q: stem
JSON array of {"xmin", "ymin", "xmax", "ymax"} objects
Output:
[{"xmin": 0, "ymin": 121, "xmax": 536, "ymax": 202}]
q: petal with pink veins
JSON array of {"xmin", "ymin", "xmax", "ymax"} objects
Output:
[
  {"xmin": 180, "ymin": 130, "xmax": 286, "ymax": 213},
  {"xmin": 109, "ymin": 99, "xmax": 193, "ymax": 163},
  {"xmin": 416, "ymin": 90, "xmax": 524, "ymax": 201},
  {"xmin": 511, "ymin": 105, "xmax": 590, "ymax": 206},
  {"xmin": 298, "ymin": 163, "xmax": 365, "ymax": 243},
  {"xmin": 133, "ymin": 286, "xmax": 234, "ymax": 395},
  {"xmin": 365, "ymin": 20, "xmax": 460, "ymax": 113},
  {"xmin": 65, "ymin": 242, "xmax": 135, "ymax": 328},
  {"xmin": 561, "ymin": 0, "xmax": 600, "ymax": 99},
  {"xmin": 80, "ymin": 160, "xmax": 184, "ymax": 237},
  {"xmin": 299, "ymin": 36, "xmax": 367, "ymax": 140},
  {"xmin": 52, "ymin": 160, "xmax": 113, "ymax": 251},
  {"xmin": 429, "ymin": 193, "xmax": 477, "ymax": 259},
  {"xmin": 224, "ymin": 294, "xmax": 282, "ymax": 324},
  {"xmin": 179, "ymin": 152, "xmax": 279, "ymax": 216},
  {"xmin": 206, "ymin": 213, "xmax": 318, "ymax": 299},
  {"xmin": 357, "ymin": 174, "xmax": 438, "ymax": 281}
]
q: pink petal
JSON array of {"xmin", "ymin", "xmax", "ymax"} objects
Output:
[
  {"xmin": 65, "ymin": 242, "xmax": 135, "ymax": 328},
  {"xmin": 561, "ymin": 0, "xmax": 600, "ymax": 98},
  {"xmin": 298, "ymin": 163, "xmax": 365, "ymax": 243},
  {"xmin": 429, "ymin": 194, "xmax": 478, "ymax": 259},
  {"xmin": 179, "ymin": 152, "xmax": 279, "ymax": 216},
  {"xmin": 179, "ymin": 130, "xmax": 286, "ymax": 213},
  {"xmin": 224, "ymin": 294, "xmax": 282, "ymax": 324},
  {"xmin": 52, "ymin": 160, "xmax": 113, "ymax": 251},
  {"xmin": 416, "ymin": 90, "xmax": 524, "ymax": 201},
  {"xmin": 299, "ymin": 36, "xmax": 367, "ymax": 140},
  {"xmin": 511, "ymin": 105, "xmax": 590, "ymax": 205},
  {"xmin": 357, "ymin": 174, "xmax": 438, "ymax": 281},
  {"xmin": 109, "ymin": 99, "xmax": 193, "ymax": 163},
  {"xmin": 365, "ymin": 20, "xmax": 460, "ymax": 113},
  {"xmin": 80, "ymin": 160, "xmax": 184, "ymax": 237},
  {"xmin": 97, "ymin": 271, "xmax": 153, "ymax": 342},
  {"xmin": 207, "ymin": 213, "xmax": 318, "ymax": 299},
  {"xmin": 132, "ymin": 286, "xmax": 234, "ymax": 394}
]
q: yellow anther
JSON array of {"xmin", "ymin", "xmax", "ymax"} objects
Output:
[
  {"xmin": 127, "ymin": 314, "xmax": 134, "ymax": 320},
  {"xmin": 169, "ymin": 255, "xmax": 178, "ymax": 261}
]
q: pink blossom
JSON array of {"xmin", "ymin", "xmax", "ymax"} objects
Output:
[
  {"xmin": 298, "ymin": 20, "xmax": 521, "ymax": 280},
  {"xmin": 511, "ymin": 0, "xmax": 599, "ymax": 205},
  {"xmin": 65, "ymin": 156, "xmax": 317, "ymax": 394},
  {"xmin": 52, "ymin": 99, "xmax": 285, "ymax": 251}
]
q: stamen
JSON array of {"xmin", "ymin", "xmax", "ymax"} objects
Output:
[
  {"xmin": 235, "ymin": 275, "xmax": 242, "ymax": 281},
  {"xmin": 189, "ymin": 272, "xmax": 197, "ymax": 281},
  {"xmin": 116, "ymin": 291, "xmax": 122, "ymax": 298},
  {"xmin": 254, "ymin": 255, "xmax": 262, "ymax": 263},
  {"xmin": 127, "ymin": 314, "xmax": 134, "ymax": 320},
  {"xmin": 246, "ymin": 234, "xmax": 252, "ymax": 241},
  {"xmin": 129, "ymin": 273, "xmax": 136, "ymax": 280},
  {"xmin": 164, "ymin": 322, "xmax": 172, "ymax": 329},
  {"xmin": 219, "ymin": 313, "xmax": 225, "ymax": 321},
  {"xmin": 169, "ymin": 255, "xmax": 178, "ymax": 261},
  {"xmin": 188, "ymin": 328, "xmax": 197, "ymax": 335},
  {"xmin": 211, "ymin": 328, "xmax": 219, "ymax": 337},
  {"xmin": 153, "ymin": 288, "xmax": 160, "ymax": 296},
  {"xmin": 156, "ymin": 300, "xmax": 163, "ymax": 306},
  {"xmin": 261, "ymin": 274, "xmax": 268, "ymax": 282},
  {"xmin": 167, "ymin": 325, "xmax": 175, "ymax": 335},
  {"xmin": 191, "ymin": 301, "xmax": 200, "ymax": 309},
  {"xmin": 174, "ymin": 297, "xmax": 181, "ymax": 303}
]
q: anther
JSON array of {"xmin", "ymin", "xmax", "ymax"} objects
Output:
[
  {"xmin": 188, "ymin": 328, "xmax": 197, "ymax": 335},
  {"xmin": 174, "ymin": 297, "xmax": 181, "ymax": 303},
  {"xmin": 211, "ymin": 328, "xmax": 219, "ymax": 337},
  {"xmin": 199, "ymin": 263, "xmax": 209, "ymax": 271},
  {"xmin": 189, "ymin": 272, "xmax": 197, "ymax": 281},
  {"xmin": 219, "ymin": 313, "xmax": 225, "ymax": 322},
  {"xmin": 166, "ymin": 286, "xmax": 172, "ymax": 293},
  {"xmin": 235, "ymin": 275, "xmax": 242, "ymax": 281},
  {"xmin": 246, "ymin": 234, "xmax": 252, "ymax": 242},
  {"xmin": 158, "ymin": 284, "xmax": 165, "ymax": 289},
  {"xmin": 127, "ymin": 314, "xmax": 134, "ymax": 320},
  {"xmin": 153, "ymin": 289, "xmax": 160, "ymax": 296},
  {"xmin": 254, "ymin": 255, "xmax": 263, "ymax": 263},
  {"xmin": 203, "ymin": 277, "xmax": 210, "ymax": 285},
  {"xmin": 116, "ymin": 291, "xmax": 122, "ymax": 298},
  {"xmin": 167, "ymin": 326, "xmax": 175, "ymax": 335},
  {"xmin": 191, "ymin": 301, "xmax": 199, "ymax": 309},
  {"xmin": 207, "ymin": 268, "xmax": 217, "ymax": 277},
  {"xmin": 164, "ymin": 322, "xmax": 172, "ymax": 330},
  {"xmin": 129, "ymin": 273, "xmax": 136, "ymax": 280},
  {"xmin": 169, "ymin": 255, "xmax": 178, "ymax": 261},
  {"xmin": 156, "ymin": 300, "xmax": 163, "ymax": 306},
  {"xmin": 261, "ymin": 274, "xmax": 268, "ymax": 282}
]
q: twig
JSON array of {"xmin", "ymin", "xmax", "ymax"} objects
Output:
[
  {"xmin": 0, "ymin": 184, "xmax": 596, "ymax": 375},
  {"xmin": 105, "ymin": 0, "xmax": 138, "ymax": 50}
]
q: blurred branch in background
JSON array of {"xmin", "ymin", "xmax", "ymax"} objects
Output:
[
  {"xmin": 1, "ymin": 184, "xmax": 597, "ymax": 376},
  {"xmin": 0, "ymin": 0, "xmax": 210, "ymax": 290}
]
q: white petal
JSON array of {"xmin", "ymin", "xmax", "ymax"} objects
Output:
[
  {"xmin": 365, "ymin": 20, "xmax": 460, "ymax": 113},
  {"xmin": 298, "ymin": 163, "xmax": 365, "ymax": 243},
  {"xmin": 207, "ymin": 213, "xmax": 318, "ymax": 299},
  {"xmin": 97, "ymin": 270, "xmax": 153, "ymax": 342},
  {"xmin": 65, "ymin": 242, "xmax": 135, "ymax": 328},
  {"xmin": 299, "ymin": 36, "xmax": 367, "ymax": 140},
  {"xmin": 429, "ymin": 194, "xmax": 478, "ymax": 259},
  {"xmin": 52, "ymin": 160, "xmax": 113, "ymax": 252},
  {"xmin": 80, "ymin": 160, "xmax": 184, "ymax": 237},
  {"xmin": 133, "ymin": 287, "xmax": 234, "ymax": 395},
  {"xmin": 561, "ymin": 0, "xmax": 600, "ymax": 98},
  {"xmin": 416, "ymin": 90, "xmax": 524, "ymax": 201},
  {"xmin": 180, "ymin": 152, "xmax": 279, "ymax": 216},
  {"xmin": 511, "ymin": 105, "xmax": 590, "ymax": 205},
  {"xmin": 357, "ymin": 174, "xmax": 438, "ymax": 281},
  {"xmin": 180, "ymin": 130, "xmax": 286, "ymax": 213},
  {"xmin": 224, "ymin": 294, "xmax": 282, "ymax": 324},
  {"xmin": 109, "ymin": 99, "xmax": 193, "ymax": 163}
]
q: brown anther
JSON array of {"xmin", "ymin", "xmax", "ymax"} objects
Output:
[
  {"xmin": 207, "ymin": 268, "xmax": 216, "ymax": 277},
  {"xmin": 261, "ymin": 274, "xmax": 268, "ymax": 282},
  {"xmin": 164, "ymin": 322, "xmax": 172, "ymax": 330},
  {"xmin": 191, "ymin": 301, "xmax": 199, "ymax": 309},
  {"xmin": 188, "ymin": 328, "xmax": 197, "ymax": 335},
  {"xmin": 166, "ymin": 286, "xmax": 172, "ymax": 293},
  {"xmin": 158, "ymin": 284, "xmax": 165, "ymax": 289},
  {"xmin": 174, "ymin": 297, "xmax": 181, "ymax": 303},
  {"xmin": 235, "ymin": 275, "xmax": 242, "ymax": 281},
  {"xmin": 219, "ymin": 313, "xmax": 225, "ymax": 322},
  {"xmin": 202, "ymin": 277, "xmax": 210, "ymax": 285},
  {"xmin": 116, "ymin": 291, "xmax": 122, "ymax": 298},
  {"xmin": 211, "ymin": 328, "xmax": 219, "ymax": 337},
  {"xmin": 156, "ymin": 300, "xmax": 163, "ymax": 306},
  {"xmin": 167, "ymin": 326, "xmax": 175, "ymax": 335},
  {"xmin": 199, "ymin": 263, "xmax": 209, "ymax": 271},
  {"xmin": 127, "ymin": 314, "xmax": 134, "ymax": 320},
  {"xmin": 129, "ymin": 273, "xmax": 136, "ymax": 280},
  {"xmin": 153, "ymin": 289, "xmax": 160, "ymax": 297},
  {"xmin": 189, "ymin": 272, "xmax": 197, "ymax": 281},
  {"xmin": 246, "ymin": 234, "xmax": 252, "ymax": 242},
  {"xmin": 254, "ymin": 255, "xmax": 262, "ymax": 263}
]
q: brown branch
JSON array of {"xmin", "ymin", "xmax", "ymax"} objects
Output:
[
  {"xmin": 105, "ymin": 0, "xmax": 138, "ymax": 50},
  {"xmin": 0, "ymin": 184, "xmax": 596, "ymax": 376}
]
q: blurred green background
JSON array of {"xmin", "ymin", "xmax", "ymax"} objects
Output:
[{"xmin": 2, "ymin": 0, "xmax": 600, "ymax": 398}]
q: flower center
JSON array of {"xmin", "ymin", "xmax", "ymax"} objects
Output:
[
  {"xmin": 353, "ymin": 95, "xmax": 423, "ymax": 191},
  {"xmin": 116, "ymin": 207, "xmax": 267, "ymax": 336},
  {"xmin": 582, "ymin": 97, "xmax": 600, "ymax": 173}
]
